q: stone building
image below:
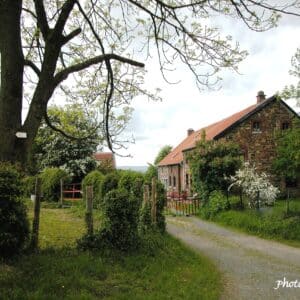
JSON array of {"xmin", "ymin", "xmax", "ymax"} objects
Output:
[
  {"xmin": 93, "ymin": 152, "xmax": 116, "ymax": 169},
  {"xmin": 158, "ymin": 92, "xmax": 299, "ymax": 196}
]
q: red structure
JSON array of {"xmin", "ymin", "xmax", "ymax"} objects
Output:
[{"xmin": 62, "ymin": 183, "xmax": 82, "ymax": 200}]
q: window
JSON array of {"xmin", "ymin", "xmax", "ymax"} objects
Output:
[
  {"xmin": 168, "ymin": 176, "xmax": 171, "ymax": 186},
  {"xmin": 173, "ymin": 176, "xmax": 176, "ymax": 187},
  {"xmin": 281, "ymin": 122, "xmax": 290, "ymax": 130},
  {"xmin": 252, "ymin": 121, "xmax": 261, "ymax": 133}
]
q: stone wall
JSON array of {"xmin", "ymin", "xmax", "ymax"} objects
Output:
[
  {"xmin": 158, "ymin": 100, "xmax": 299, "ymax": 197},
  {"xmin": 223, "ymin": 100, "xmax": 299, "ymax": 196},
  {"xmin": 158, "ymin": 164, "xmax": 182, "ymax": 194}
]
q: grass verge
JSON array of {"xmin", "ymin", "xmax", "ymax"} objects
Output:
[
  {"xmin": 0, "ymin": 201, "xmax": 221, "ymax": 299},
  {"xmin": 198, "ymin": 197, "xmax": 300, "ymax": 247}
]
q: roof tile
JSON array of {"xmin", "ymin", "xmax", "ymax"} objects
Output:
[{"xmin": 158, "ymin": 103, "xmax": 257, "ymax": 166}]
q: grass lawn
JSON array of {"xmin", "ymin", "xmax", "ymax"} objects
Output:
[
  {"xmin": 0, "ymin": 201, "xmax": 221, "ymax": 300},
  {"xmin": 198, "ymin": 196, "xmax": 300, "ymax": 247}
]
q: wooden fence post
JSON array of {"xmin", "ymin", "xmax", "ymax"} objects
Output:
[
  {"xmin": 60, "ymin": 179, "xmax": 63, "ymax": 207},
  {"xmin": 30, "ymin": 177, "xmax": 41, "ymax": 250},
  {"xmin": 86, "ymin": 185, "xmax": 94, "ymax": 235},
  {"xmin": 151, "ymin": 178, "xmax": 157, "ymax": 224}
]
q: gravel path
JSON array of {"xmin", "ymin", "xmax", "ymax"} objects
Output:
[{"xmin": 167, "ymin": 216, "xmax": 300, "ymax": 300}]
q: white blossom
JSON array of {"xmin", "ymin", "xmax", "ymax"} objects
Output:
[{"xmin": 229, "ymin": 162, "xmax": 279, "ymax": 208}]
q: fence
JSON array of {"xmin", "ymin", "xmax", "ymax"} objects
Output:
[
  {"xmin": 60, "ymin": 181, "xmax": 82, "ymax": 201},
  {"xmin": 166, "ymin": 195, "xmax": 201, "ymax": 216}
]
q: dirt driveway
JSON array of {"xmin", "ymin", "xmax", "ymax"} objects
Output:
[{"xmin": 167, "ymin": 216, "xmax": 300, "ymax": 300}]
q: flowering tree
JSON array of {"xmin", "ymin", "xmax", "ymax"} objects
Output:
[
  {"xmin": 229, "ymin": 163, "xmax": 279, "ymax": 208},
  {"xmin": 32, "ymin": 104, "xmax": 101, "ymax": 181},
  {"xmin": 1, "ymin": 1, "xmax": 300, "ymax": 167}
]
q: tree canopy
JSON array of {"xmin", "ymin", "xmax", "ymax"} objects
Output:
[
  {"xmin": 145, "ymin": 144, "xmax": 172, "ymax": 181},
  {"xmin": 154, "ymin": 145, "xmax": 172, "ymax": 165},
  {"xmin": 273, "ymin": 123, "xmax": 300, "ymax": 186},
  {"xmin": 188, "ymin": 136, "xmax": 242, "ymax": 200},
  {"xmin": 281, "ymin": 48, "xmax": 300, "ymax": 106},
  {"xmin": 1, "ymin": 1, "xmax": 300, "ymax": 166},
  {"xmin": 31, "ymin": 104, "xmax": 101, "ymax": 180}
]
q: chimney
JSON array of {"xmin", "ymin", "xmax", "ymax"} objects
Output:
[
  {"xmin": 187, "ymin": 128, "xmax": 194, "ymax": 136},
  {"xmin": 256, "ymin": 91, "xmax": 266, "ymax": 104}
]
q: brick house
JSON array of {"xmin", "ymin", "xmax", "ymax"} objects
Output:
[
  {"xmin": 93, "ymin": 152, "xmax": 116, "ymax": 169},
  {"xmin": 158, "ymin": 92, "xmax": 300, "ymax": 196}
]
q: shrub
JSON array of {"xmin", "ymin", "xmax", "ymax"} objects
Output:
[
  {"xmin": 188, "ymin": 138, "xmax": 242, "ymax": 201},
  {"xmin": 118, "ymin": 170, "xmax": 144, "ymax": 199},
  {"xmin": 229, "ymin": 163, "xmax": 280, "ymax": 208},
  {"xmin": 156, "ymin": 182, "xmax": 167, "ymax": 233},
  {"xmin": 22, "ymin": 175, "xmax": 37, "ymax": 198},
  {"xmin": 79, "ymin": 188, "xmax": 140, "ymax": 251},
  {"xmin": 138, "ymin": 181, "xmax": 166, "ymax": 234},
  {"xmin": 207, "ymin": 191, "xmax": 230, "ymax": 217},
  {"xmin": 82, "ymin": 170, "xmax": 104, "ymax": 207},
  {"xmin": 0, "ymin": 163, "xmax": 29, "ymax": 258},
  {"xmin": 138, "ymin": 200, "xmax": 152, "ymax": 235},
  {"xmin": 40, "ymin": 167, "xmax": 69, "ymax": 201},
  {"xmin": 101, "ymin": 172, "xmax": 120, "ymax": 198},
  {"xmin": 102, "ymin": 188, "xmax": 140, "ymax": 251}
]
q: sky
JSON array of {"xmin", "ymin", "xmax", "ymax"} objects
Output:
[{"xmin": 115, "ymin": 12, "xmax": 300, "ymax": 167}]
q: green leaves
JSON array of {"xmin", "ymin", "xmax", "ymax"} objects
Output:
[
  {"xmin": 273, "ymin": 124, "xmax": 300, "ymax": 181},
  {"xmin": 189, "ymin": 139, "xmax": 242, "ymax": 200}
]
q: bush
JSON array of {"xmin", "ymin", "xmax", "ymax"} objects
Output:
[
  {"xmin": 200, "ymin": 191, "xmax": 230, "ymax": 219},
  {"xmin": 101, "ymin": 172, "xmax": 120, "ymax": 198},
  {"xmin": 79, "ymin": 188, "xmax": 140, "ymax": 252},
  {"xmin": 0, "ymin": 163, "xmax": 29, "ymax": 258},
  {"xmin": 138, "ymin": 181, "xmax": 166, "ymax": 234},
  {"xmin": 156, "ymin": 182, "xmax": 167, "ymax": 233},
  {"xmin": 138, "ymin": 200, "xmax": 152, "ymax": 235},
  {"xmin": 82, "ymin": 170, "xmax": 104, "ymax": 207},
  {"xmin": 22, "ymin": 175, "xmax": 37, "ymax": 198},
  {"xmin": 118, "ymin": 170, "xmax": 144, "ymax": 199},
  {"xmin": 209, "ymin": 191, "xmax": 230, "ymax": 216},
  {"xmin": 102, "ymin": 188, "xmax": 140, "ymax": 251},
  {"xmin": 40, "ymin": 167, "xmax": 69, "ymax": 201}
]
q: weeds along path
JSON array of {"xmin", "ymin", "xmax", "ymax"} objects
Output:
[{"xmin": 167, "ymin": 216, "xmax": 300, "ymax": 300}]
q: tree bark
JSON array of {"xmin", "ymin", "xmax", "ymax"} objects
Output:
[
  {"xmin": 0, "ymin": 1, "xmax": 70, "ymax": 167},
  {"xmin": 0, "ymin": 0, "xmax": 24, "ymax": 163}
]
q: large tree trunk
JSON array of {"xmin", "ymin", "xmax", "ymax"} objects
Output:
[{"xmin": 0, "ymin": 0, "xmax": 24, "ymax": 163}]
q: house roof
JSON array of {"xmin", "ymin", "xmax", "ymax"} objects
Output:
[
  {"xmin": 158, "ymin": 95, "xmax": 298, "ymax": 167},
  {"xmin": 93, "ymin": 152, "xmax": 116, "ymax": 167},
  {"xmin": 93, "ymin": 152, "xmax": 114, "ymax": 160}
]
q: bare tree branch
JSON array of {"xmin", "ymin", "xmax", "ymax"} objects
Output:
[
  {"xmin": 54, "ymin": 53, "xmax": 144, "ymax": 85},
  {"xmin": 33, "ymin": 0, "xmax": 50, "ymax": 38},
  {"xmin": 44, "ymin": 109, "xmax": 101, "ymax": 141},
  {"xmin": 24, "ymin": 59, "xmax": 41, "ymax": 76}
]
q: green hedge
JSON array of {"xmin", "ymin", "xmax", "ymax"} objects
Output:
[
  {"xmin": 22, "ymin": 175, "xmax": 37, "ymax": 198},
  {"xmin": 0, "ymin": 163, "xmax": 29, "ymax": 257},
  {"xmin": 101, "ymin": 172, "xmax": 120, "ymax": 198},
  {"xmin": 82, "ymin": 170, "xmax": 104, "ymax": 207},
  {"xmin": 40, "ymin": 168, "xmax": 70, "ymax": 202},
  {"xmin": 118, "ymin": 170, "xmax": 144, "ymax": 199}
]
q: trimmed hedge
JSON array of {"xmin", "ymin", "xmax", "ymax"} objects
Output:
[
  {"xmin": 82, "ymin": 170, "xmax": 104, "ymax": 207},
  {"xmin": 78, "ymin": 188, "xmax": 140, "ymax": 251},
  {"xmin": 22, "ymin": 175, "xmax": 37, "ymax": 198},
  {"xmin": 139, "ymin": 181, "xmax": 166, "ymax": 234},
  {"xmin": 118, "ymin": 170, "xmax": 145, "ymax": 200},
  {"xmin": 0, "ymin": 163, "xmax": 29, "ymax": 258},
  {"xmin": 40, "ymin": 167, "xmax": 69, "ymax": 202},
  {"xmin": 101, "ymin": 172, "xmax": 120, "ymax": 198}
]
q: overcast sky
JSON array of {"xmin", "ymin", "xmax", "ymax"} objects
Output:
[{"xmin": 115, "ymin": 12, "xmax": 300, "ymax": 167}]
